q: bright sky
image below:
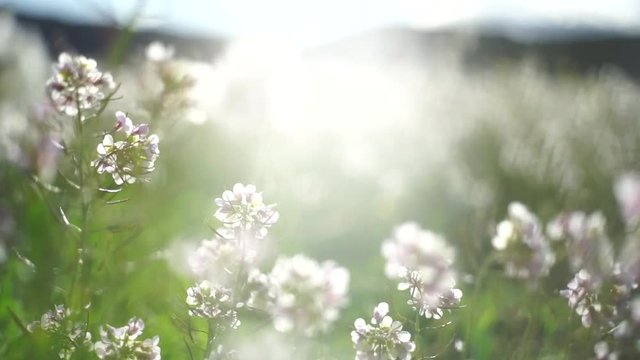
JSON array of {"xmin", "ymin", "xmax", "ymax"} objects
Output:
[{"xmin": 6, "ymin": 0, "xmax": 640, "ymax": 46}]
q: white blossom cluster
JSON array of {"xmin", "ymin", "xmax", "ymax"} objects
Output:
[
  {"xmin": 94, "ymin": 317, "xmax": 161, "ymax": 360},
  {"xmin": 27, "ymin": 304, "xmax": 93, "ymax": 359},
  {"xmin": 46, "ymin": 52, "xmax": 115, "ymax": 117},
  {"xmin": 186, "ymin": 281, "xmax": 241, "ymax": 329},
  {"xmin": 91, "ymin": 111, "xmax": 160, "ymax": 185},
  {"xmin": 555, "ymin": 174, "xmax": 640, "ymax": 359},
  {"xmin": 546, "ymin": 211, "xmax": 614, "ymax": 280},
  {"xmin": 594, "ymin": 341, "xmax": 618, "ymax": 360},
  {"xmin": 206, "ymin": 345, "xmax": 237, "ymax": 360},
  {"xmin": 214, "ymin": 183, "xmax": 279, "ymax": 239},
  {"xmin": 559, "ymin": 269, "xmax": 604, "ymax": 328},
  {"xmin": 492, "ymin": 202, "xmax": 555, "ymax": 280},
  {"xmin": 351, "ymin": 302, "xmax": 415, "ymax": 360},
  {"xmin": 263, "ymin": 254, "xmax": 349, "ymax": 335},
  {"xmin": 188, "ymin": 232, "xmax": 256, "ymax": 287},
  {"xmin": 382, "ymin": 222, "xmax": 462, "ymax": 319},
  {"xmin": 614, "ymin": 172, "xmax": 640, "ymax": 230},
  {"xmin": 187, "ymin": 185, "xmax": 280, "ymax": 319}
]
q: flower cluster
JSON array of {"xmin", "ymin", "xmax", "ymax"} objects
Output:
[
  {"xmin": 492, "ymin": 202, "xmax": 555, "ymax": 280},
  {"xmin": 614, "ymin": 172, "xmax": 640, "ymax": 230},
  {"xmin": 46, "ymin": 52, "xmax": 115, "ymax": 117},
  {"xmin": 398, "ymin": 268, "xmax": 463, "ymax": 319},
  {"xmin": 265, "ymin": 254, "xmax": 350, "ymax": 335},
  {"xmin": 188, "ymin": 233, "xmax": 257, "ymax": 287},
  {"xmin": 351, "ymin": 302, "xmax": 416, "ymax": 360},
  {"xmin": 547, "ymin": 211, "xmax": 614, "ymax": 281},
  {"xmin": 559, "ymin": 269, "xmax": 604, "ymax": 328},
  {"xmin": 94, "ymin": 317, "xmax": 161, "ymax": 360},
  {"xmin": 27, "ymin": 305, "xmax": 92, "ymax": 359},
  {"xmin": 214, "ymin": 183, "xmax": 279, "ymax": 239},
  {"xmin": 186, "ymin": 281, "xmax": 241, "ymax": 329},
  {"xmin": 91, "ymin": 111, "xmax": 160, "ymax": 185},
  {"xmin": 382, "ymin": 222, "xmax": 462, "ymax": 319}
]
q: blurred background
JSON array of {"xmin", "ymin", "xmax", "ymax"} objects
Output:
[{"xmin": 2, "ymin": 0, "xmax": 640, "ymax": 358}]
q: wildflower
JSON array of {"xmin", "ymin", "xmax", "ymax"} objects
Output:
[
  {"xmin": 266, "ymin": 254, "xmax": 349, "ymax": 335},
  {"xmin": 186, "ymin": 281, "xmax": 241, "ymax": 329},
  {"xmin": 206, "ymin": 345, "xmax": 237, "ymax": 360},
  {"xmin": 27, "ymin": 305, "xmax": 92, "ymax": 359},
  {"xmin": 382, "ymin": 222, "xmax": 455, "ymax": 279},
  {"xmin": 146, "ymin": 42, "xmax": 175, "ymax": 63},
  {"xmin": 614, "ymin": 172, "xmax": 640, "ymax": 230},
  {"xmin": 214, "ymin": 183, "xmax": 279, "ymax": 238},
  {"xmin": 560, "ymin": 270, "xmax": 603, "ymax": 328},
  {"xmin": 382, "ymin": 222, "xmax": 462, "ymax": 318},
  {"xmin": 94, "ymin": 317, "xmax": 160, "ymax": 360},
  {"xmin": 187, "ymin": 232, "xmax": 256, "ymax": 287},
  {"xmin": 398, "ymin": 268, "xmax": 463, "ymax": 319},
  {"xmin": 351, "ymin": 302, "xmax": 415, "ymax": 360},
  {"xmin": 594, "ymin": 341, "xmax": 618, "ymax": 360},
  {"xmin": 91, "ymin": 111, "xmax": 160, "ymax": 185},
  {"xmin": 546, "ymin": 211, "xmax": 614, "ymax": 280},
  {"xmin": 492, "ymin": 202, "xmax": 555, "ymax": 280},
  {"xmin": 618, "ymin": 234, "xmax": 640, "ymax": 287},
  {"xmin": 46, "ymin": 52, "xmax": 115, "ymax": 117}
]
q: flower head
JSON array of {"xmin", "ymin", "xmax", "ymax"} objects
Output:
[
  {"xmin": 382, "ymin": 222, "xmax": 462, "ymax": 318},
  {"xmin": 186, "ymin": 281, "xmax": 241, "ymax": 329},
  {"xmin": 91, "ymin": 112, "xmax": 160, "ymax": 185},
  {"xmin": 265, "ymin": 254, "xmax": 349, "ymax": 336},
  {"xmin": 27, "ymin": 304, "xmax": 92, "ymax": 359},
  {"xmin": 398, "ymin": 268, "xmax": 463, "ymax": 319},
  {"xmin": 214, "ymin": 183, "xmax": 279, "ymax": 239},
  {"xmin": 382, "ymin": 222, "xmax": 454, "ymax": 280},
  {"xmin": 546, "ymin": 211, "xmax": 614, "ymax": 280},
  {"xmin": 492, "ymin": 202, "xmax": 555, "ymax": 280},
  {"xmin": 560, "ymin": 269, "xmax": 603, "ymax": 328},
  {"xmin": 94, "ymin": 317, "xmax": 160, "ymax": 360},
  {"xmin": 46, "ymin": 53, "xmax": 115, "ymax": 117},
  {"xmin": 351, "ymin": 302, "xmax": 416, "ymax": 360}
]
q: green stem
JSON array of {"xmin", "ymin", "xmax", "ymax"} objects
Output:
[{"xmin": 68, "ymin": 99, "xmax": 92, "ymax": 310}]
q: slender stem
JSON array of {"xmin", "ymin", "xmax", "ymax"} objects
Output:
[
  {"xmin": 415, "ymin": 309, "xmax": 422, "ymax": 357},
  {"xmin": 204, "ymin": 320, "xmax": 216, "ymax": 359},
  {"xmin": 68, "ymin": 97, "xmax": 92, "ymax": 310}
]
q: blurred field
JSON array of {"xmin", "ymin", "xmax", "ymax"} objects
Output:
[{"xmin": 1, "ymin": 10, "xmax": 640, "ymax": 359}]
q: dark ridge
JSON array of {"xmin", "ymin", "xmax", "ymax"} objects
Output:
[
  {"xmin": 10, "ymin": 11, "xmax": 226, "ymax": 62},
  {"xmin": 308, "ymin": 26, "xmax": 640, "ymax": 80}
]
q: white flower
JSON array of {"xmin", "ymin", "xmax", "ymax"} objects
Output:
[
  {"xmin": 146, "ymin": 42, "xmax": 175, "ymax": 63},
  {"xmin": 91, "ymin": 112, "xmax": 160, "ymax": 186},
  {"xmin": 594, "ymin": 341, "xmax": 618, "ymax": 360},
  {"xmin": 560, "ymin": 269, "xmax": 602, "ymax": 328},
  {"xmin": 94, "ymin": 317, "xmax": 160, "ymax": 360},
  {"xmin": 27, "ymin": 304, "xmax": 92, "ymax": 359},
  {"xmin": 265, "ymin": 254, "xmax": 349, "ymax": 336},
  {"xmin": 614, "ymin": 172, "xmax": 640, "ymax": 230},
  {"xmin": 492, "ymin": 220, "xmax": 515, "ymax": 250},
  {"xmin": 546, "ymin": 211, "xmax": 614, "ymax": 280},
  {"xmin": 214, "ymin": 183, "xmax": 279, "ymax": 239},
  {"xmin": 46, "ymin": 52, "xmax": 116, "ymax": 117},
  {"xmin": 382, "ymin": 222, "xmax": 461, "ymax": 318},
  {"xmin": 398, "ymin": 268, "xmax": 463, "ymax": 319},
  {"xmin": 493, "ymin": 202, "xmax": 555, "ymax": 280},
  {"xmin": 351, "ymin": 302, "xmax": 415, "ymax": 360},
  {"xmin": 186, "ymin": 281, "xmax": 241, "ymax": 329},
  {"xmin": 382, "ymin": 222, "xmax": 454, "ymax": 280},
  {"xmin": 188, "ymin": 231, "xmax": 257, "ymax": 287}
]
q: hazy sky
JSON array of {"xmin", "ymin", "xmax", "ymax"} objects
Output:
[{"xmin": 6, "ymin": 0, "xmax": 640, "ymax": 46}]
